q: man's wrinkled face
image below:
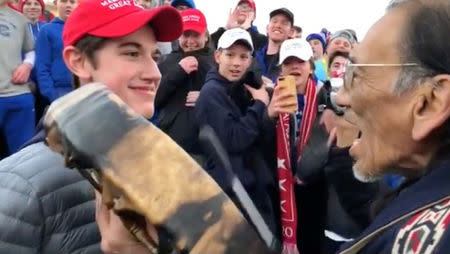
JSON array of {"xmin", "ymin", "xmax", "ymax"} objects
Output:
[{"xmin": 336, "ymin": 7, "xmax": 417, "ymax": 182}]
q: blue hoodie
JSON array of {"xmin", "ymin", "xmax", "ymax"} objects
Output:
[{"xmin": 35, "ymin": 17, "xmax": 72, "ymax": 102}]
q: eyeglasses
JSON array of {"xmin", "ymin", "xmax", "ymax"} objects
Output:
[{"xmin": 344, "ymin": 61, "xmax": 418, "ymax": 92}]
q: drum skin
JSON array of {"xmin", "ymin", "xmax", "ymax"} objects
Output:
[{"xmin": 44, "ymin": 83, "xmax": 274, "ymax": 254}]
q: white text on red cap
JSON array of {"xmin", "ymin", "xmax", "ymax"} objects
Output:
[
  {"xmin": 182, "ymin": 15, "xmax": 200, "ymax": 22},
  {"xmin": 100, "ymin": 0, "xmax": 142, "ymax": 10}
]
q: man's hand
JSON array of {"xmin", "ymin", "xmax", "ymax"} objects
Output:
[
  {"xmin": 320, "ymin": 109, "xmax": 359, "ymax": 148},
  {"xmin": 95, "ymin": 192, "xmax": 152, "ymax": 254},
  {"xmin": 244, "ymin": 84, "xmax": 269, "ymax": 106},
  {"xmin": 185, "ymin": 91, "xmax": 200, "ymax": 107},
  {"xmin": 12, "ymin": 63, "xmax": 32, "ymax": 84},
  {"xmin": 267, "ymin": 85, "xmax": 298, "ymax": 118},
  {"xmin": 179, "ymin": 56, "xmax": 198, "ymax": 74},
  {"xmin": 320, "ymin": 109, "xmax": 338, "ymax": 134}
]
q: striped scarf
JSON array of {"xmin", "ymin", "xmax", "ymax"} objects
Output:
[{"xmin": 276, "ymin": 77, "xmax": 318, "ymax": 254}]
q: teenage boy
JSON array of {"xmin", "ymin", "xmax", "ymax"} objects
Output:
[
  {"xmin": 211, "ymin": 0, "xmax": 267, "ymax": 51},
  {"xmin": 254, "ymin": 8, "xmax": 294, "ymax": 82},
  {"xmin": 35, "ymin": 0, "xmax": 78, "ymax": 102},
  {"xmin": 195, "ymin": 28, "xmax": 281, "ymax": 245},
  {"xmin": 0, "ymin": 1, "xmax": 182, "ymax": 253},
  {"xmin": 0, "ymin": 0, "xmax": 35, "ymax": 157}
]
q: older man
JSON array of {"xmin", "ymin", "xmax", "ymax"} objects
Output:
[{"xmin": 336, "ymin": 0, "xmax": 450, "ymax": 253}]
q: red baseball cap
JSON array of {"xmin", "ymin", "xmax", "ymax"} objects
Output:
[
  {"xmin": 180, "ymin": 8, "xmax": 207, "ymax": 34},
  {"xmin": 238, "ymin": 0, "xmax": 256, "ymax": 11},
  {"xmin": 19, "ymin": 0, "xmax": 45, "ymax": 14},
  {"xmin": 63, "ymin": 0, "xmax": 183, "ymax": 47}
]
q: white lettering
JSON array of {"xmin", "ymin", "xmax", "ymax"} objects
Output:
[{"xmin": 108, "ymin": 0, "xmax": 132, "ymax": 10}]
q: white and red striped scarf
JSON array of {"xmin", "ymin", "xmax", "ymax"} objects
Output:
[{"xmin": 276, "ymin": 77, "xmax": 318, "ymax": 254}]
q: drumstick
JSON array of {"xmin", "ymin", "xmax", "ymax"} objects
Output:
[{"xmin": 198, "ymin": 125, "xmax": 280, "ymax": 250}]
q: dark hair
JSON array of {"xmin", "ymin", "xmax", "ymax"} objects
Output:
[
  {"xmin": 293, "ymin": 26, "xmax": 302, "ymax": 33},
  {"xmin": 390, "ymin": 0, "xmax": 450, "ymax": 93},
  {"xmin": 328, "ymin": 51, "xmax": 349, "ymax": 69},
  {"xmin": 71, "ymin": 35, "xmax": 109, "ymax": 89},
  {"xmin": 390, "ymin": 0, "xmax": 450, "ymax": 149}
]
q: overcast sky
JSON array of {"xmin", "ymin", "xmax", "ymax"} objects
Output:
[{"xmin": 195, "ymin": 0, "xmax": 392, "ymax": 42}]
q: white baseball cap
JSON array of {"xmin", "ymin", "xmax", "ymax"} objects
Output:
[
  {"xmin": 279, "ymin": 39, "xmax": 313, "ymax": 65},
  {"xmin": 217, "ymin": 28, "xmax": 254, "ymax": 53}
]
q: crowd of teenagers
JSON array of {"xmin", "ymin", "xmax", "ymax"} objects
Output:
[{"xmin": 0, "ymin": 0, "xmax": 450, "ymax": 253}]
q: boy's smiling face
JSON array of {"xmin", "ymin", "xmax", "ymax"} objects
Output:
[{"xmin": 66, "ymin": 26, "xmax": 162, "ymax": 119}]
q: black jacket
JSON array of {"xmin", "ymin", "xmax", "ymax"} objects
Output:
[
  {"xmin": 295, "ymin": 113, "xmax": 379, "ymax": 254},
  {"xmin": 155, "ymin": 47, "xmax": 215, "ymax": 156},
  {"xmin": 0, "ymin": 128, "xmax": 101, "ymax": 254},
  {"xmin": 211, "ymin": 27, "xmax": 267, "ymax": 51}
]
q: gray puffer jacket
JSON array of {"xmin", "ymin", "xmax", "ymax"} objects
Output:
[{"xmin": 0, "ymin": 142, "xmax": 101, "ymax": 254}]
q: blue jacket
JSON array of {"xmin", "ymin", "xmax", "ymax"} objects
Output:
[
  {"xmin": 338, "ymin": 158, "xmax": 450, "ymax": 254},
  {"xmin": 254, "ymin": 44, "xmax": 280, "ymax": 83},
  {"xmin": 36, "ymin": 17, "xmax": 72, "ymax": 102}
]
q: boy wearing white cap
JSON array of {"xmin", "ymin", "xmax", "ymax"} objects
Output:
[
  {"xmin": 263, "ymin": 38, "xmax": 318, "ymax": 254},
  {"xmin": 195, "ymin": 28, "xmax": 282, "ymax": 242}
]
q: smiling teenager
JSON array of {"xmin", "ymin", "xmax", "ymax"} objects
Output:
[
  {"xmin": 155, "ymin": 8, "xmax": 215, "ymax": 165},
  {"xmin": 254, "ymin": 8, "xmax": 294, "ymax": 83},
  {"xmin": 19, "ymin": 0, "xmax": 45, "ymax": 40},
  {"xmin": 0, "ymin": 0, "xmax": 182, "ymax": 253}
]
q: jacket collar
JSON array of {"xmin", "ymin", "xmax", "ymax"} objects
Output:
[{"xmin": 340, "ymin": 158, "xmax": 450, "ymax": 251}]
